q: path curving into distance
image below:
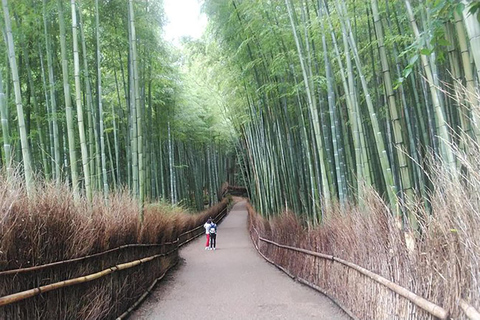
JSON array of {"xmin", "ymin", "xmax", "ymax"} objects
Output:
[{"xmin": 130, "ymin": 200, "xmax": 350, "ymax": 320}]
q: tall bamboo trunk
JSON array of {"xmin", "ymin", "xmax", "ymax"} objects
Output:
[
  {"xmin": 404, "ymin": 0, "xmax": 455, "ymax": 169},
  {"xmin": 95, "ymin": 0, "xmax": 108, "ymax": 197},
  {"xmin": 38, "ymin": 41, "xmax": 55, "ymax": 178},
  {"xmin": 43, "ymin": 0, "xmax": 61, "ymax": 184},
  {"xmin": 2, "ymin": 0, "xmax": 34, "ymax": 194},
  {"xmin": 321, "ymin": 0, "xmax": 367, "ymax": 202},
  {"xmin": 460, "ymin": 2, "xmax": 480, "ymax": 138},
  {"xmin": 168, "ymin": 122, "xmax": 175, "ymax": 204},
  {"xmin": 371, "ymin": 0, "xmax": 413, "ymax": 220},
  {"xmin": 318, "ymin": 2, "xmax": 347, "ymax": 204},
  {"xmin": 71, "ymin": 0, "xmax": 91, "ymax": 201},
  {"xmin": 58, "ymin": 0, "xmax": 79, "ymax": 197},
  {"xmin": 0, "ymin": 70, "xmax": 12, "ymax": 176},
  {"xmin": 77, "ymin": 4, "xmax": 96, "ymax": 191},
  {"xmin": 16, "ymin": 16, "xmax": 49, "ymax": 179},
  {"xmin": 286, "ymin": 0, "xmax": 329, "ymax": 218},
  {"xmin": 462, "ymin": 0, "xmax": 480, "ymax": 83},
  {"xmin": 113, "ymin": 69, "xmax": 122, "ymax": 185},
  {"xmin": 128, "ymin": 0, "xmax": 144, "ymax": 211},
  {"xmin": 335, "ymin": 0, "xmax": 397, "ymax": 208},
  {"xmin": 127, "ymin": 1, "xmax": 139, "ymax": 202}
]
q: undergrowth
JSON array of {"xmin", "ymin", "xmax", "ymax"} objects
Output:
[
  {"xmin": 0, "ymin": 173, "xmax": 227, "ymax": 319},
  {"xmin": 0, "ymin": 175, "xmax": 206, "ymax": 270}
]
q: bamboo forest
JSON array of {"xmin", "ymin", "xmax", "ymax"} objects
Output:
[{"xmin": 1, "ymin": 0, "xmax": 480, "ymax": 319}]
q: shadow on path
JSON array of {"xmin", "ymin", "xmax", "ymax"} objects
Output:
[{"xmin": 130, "ymin": 200, "xmax": 350, "ymax": 320}]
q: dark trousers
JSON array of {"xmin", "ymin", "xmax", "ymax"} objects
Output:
[{"xmin": 209, "ymin": 233, "xmax": 217, "ymax": 248}]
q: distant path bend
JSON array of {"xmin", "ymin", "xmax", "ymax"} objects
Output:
[{"xmin": 130, "ymin": 200, "xmax": 350, "ymax": 320}]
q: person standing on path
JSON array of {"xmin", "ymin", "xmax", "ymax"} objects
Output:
[
  {"xmin": 209, "ymin": 221, "xmax": 217, "ymax": 250},
  {"xmin": 204, "ymin": 218, "xmax": 212, "ymax": 250}
]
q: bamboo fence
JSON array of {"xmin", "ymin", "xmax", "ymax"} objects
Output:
[
  {"xmin": 0, "ymin": 202, "xmax": 229, "ymax": 319},
  {"xmin": 460, "ymin": 300, "xmax": 480, "ymax": 320},
  {"xmin": 249, "ymin": 224, "xmax": 460, "ymax": 320}
]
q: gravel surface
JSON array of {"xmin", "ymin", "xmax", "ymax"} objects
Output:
[{"xmin": 129, "ymin": 200, "xmax": 350, "ymax": 320}]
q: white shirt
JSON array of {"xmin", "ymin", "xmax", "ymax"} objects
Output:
[{"xmin": 204, "ymin": 222, "xmax": 211, "ymax": 235}]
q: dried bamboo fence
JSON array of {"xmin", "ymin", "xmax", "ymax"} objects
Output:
[
  {"xmin": 0, "ymin": 201, "xmax": 229, "ymax": 319},
  {"xmin": 248, "ymin": 213, "xmax": 477, "ymax": 320}
]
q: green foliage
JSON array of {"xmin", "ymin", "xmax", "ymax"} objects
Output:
[
  {"xmin": 0, "ymin": 0, "xmax": 235, "ymax": 209},
  {"xmin": 466, "ymin": 0, "xmax": 480, "ymax": 22}
]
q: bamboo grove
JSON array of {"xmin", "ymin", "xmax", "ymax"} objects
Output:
[
  {"xmin": 0, "ymin": 0, "xmax": 234, "ymax": 211},
  {"xmin": 203, "ymin": 0, "xmax": 480, "ymax": 224}
]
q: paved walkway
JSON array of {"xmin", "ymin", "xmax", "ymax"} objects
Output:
[{"xmin": 130, "ymin": 200, "xmax": 350, "ymax": 320}]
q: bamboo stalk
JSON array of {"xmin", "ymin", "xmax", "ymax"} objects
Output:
[
  {"xmin": 2, "ymin": 0, "xmax": 34, "ymax": 195},
  {"xmin": 71, "ymin": 0, "xmax": 92, "ymax": 201},
  {"xmin": 0, "ymin": 70, "xmax": 11, "ymax": 176},
  {"xmin": 43, "ymin": 0, "xmax": 61, "ymax": 184},
  {"xmin": 95, "ymin": 0, "xmax": 109, "ymax": 198},
  {"xmin": 460, "ymin": 299, "xmax": 480, "ymax": 320},
  {"xmin": 57, "ymin": 0, "xmax": 79, "ymax": 198},
  {"xmin": 254, "ymin": 230, "xmax": 449, "ymax": 320}
]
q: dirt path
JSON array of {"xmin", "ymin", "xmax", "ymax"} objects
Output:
[{"xmin": 130, "ymin": 200, "xmax": 350, "ymax": 320}]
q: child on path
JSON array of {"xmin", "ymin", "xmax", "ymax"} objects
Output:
[
  {"xmin": 208, "ymin": 221, "xmax": 217, "ymax": 250},
  {"xmin": 204, "ymin": 218, "xmax": 212, "ymax": 250}
]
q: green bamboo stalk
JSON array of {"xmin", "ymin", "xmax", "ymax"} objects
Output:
[
  {"xmin": 321, "ymin": 0, "xmax": 367, "ymax": 201},
  {"xmin": 71, "ymin": 0, "xmax": 91, "ymax": 201},
  {"xmin": 16, "ymin": 15, "xmax": 49, "ymax": 179},
  {"xmin": 106, "ymin": 131, "xmax": 116, "ymax": 189},
  {"xmin": 95, "ymin": 0, "xmax": 108, "ymax": 197},
  {"xmin": 404, "ymin": 0, "xmax": 455, "ymax": 169},
  {"xmin": 2, "ymin": 0, "xmax": 34, "ymax": 194},
  {"xmin": 286, "ymin": 0, "xmax": 329, "ymax": 217},
  {"xmin": 456, "ymin": 6, "xmax": 480, "ymax": 141},
  {"xmin": 0, "ymin": 69, "xmax": 11, "ymax": 176},
  {"xmin": 113, "ymin": 69, "xmax": 122, "ymax": 185},
  {"xmin": 38, "ymin": 41, "xmax": 55, "ymax": 177},
  {"xmin": 77, "ymin": 4, "xmax": 96, "ymax": 190},
  {"xmin": 43, "ymin": 0, "xmax": 61, "ymax": 184},
  {"xmin": 58, "ymin": 0, "xmax": 79, "ymax": 197},
  {"xmin": 336, "ymin": 0, "xmax": 397, "ymax": 207},
  {"xmin": 128, "ymin": 1, "xmax": 139, "ymax": 201},
  {"xmin": 462, "ymin": 0, "xmax": 480, "ymax": 83},
  {"xmin": 319, "ymin": 3, "xmax": 347, "ymax": 204},
  {"xmin": 371, "ymin": 0, "xmax": 413, "ymax": 217},
  {"xmin": 445, "ymin": 21, "xmax": 470, "ymax": 144},
  {"xmin": 168, "ymin": 121, "xmax": 175, "ymax": 204}
]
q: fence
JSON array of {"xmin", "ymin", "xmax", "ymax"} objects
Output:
[
  {"xmin": 249, "ymin": 215, "xmax": 479, "ymax": 320},
  {"xmin": 0, "ymin": 202, "xmax": 229, "ymax": 319}
]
